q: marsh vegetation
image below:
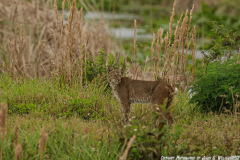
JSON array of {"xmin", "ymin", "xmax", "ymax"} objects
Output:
[{"xmin": 0, "ymin": 0, "xmax": 239, "ymax": 159}]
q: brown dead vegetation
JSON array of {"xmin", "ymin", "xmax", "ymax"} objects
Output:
[{"xmin": 0, "ymin": 0, "xmax": 115, "ymax": 77}]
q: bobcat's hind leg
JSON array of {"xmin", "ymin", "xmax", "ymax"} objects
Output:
[
  {"xmin": 151, "ymin": 85, "xmax": 174, "ymax": 125},
  {"xmin": 153, "ymin": 102, "xmax": 173, "ymax": 125}
]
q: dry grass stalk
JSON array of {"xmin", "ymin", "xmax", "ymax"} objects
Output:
[
  {"xmin": 151, "ymin": 32, "xmax": 156, "ymax": 74},
  {"xmin": 171, "ymin": 15, "xmax": 182, "ymax": 86},
  {"xmin": 179, "ymin": 9, "xmax": 189, "ymax": 82},
  {"xmin": 155, "ymin": 29, "xmax": 161, "ymax": 79},
  {"xmin": 156, "ymin": 29, "xmax": 164, "ymax": 79},
  {"xmin": 14, "ymin": 144, "xmax": 22, "ymax": 160},
  {"xmin": 119, "ymin": 135, "xmax": 136, "ymax": 160},
  {"xmin": 67, "ymin": 0, "xmax": 74, "ymax": 84},
  {"xmin": 144, "ymin": 56, "xmax": 149, "ymax": 72},
  {"xmin": 0, "ymin": 103, "xmax": 7, "ymax": 160},
  {"xmin": 169, "ymin": 0, "xmax": 177, "ymax": 45},
  {"xmin": 15, "ymin": 126, "xmax": 19, "ymax": 145},
  {"xmin": 133, "ymin": 19, "xmax": 137, "ymax": 79},
  {"xmin": 14, "ymin": 126, "xmax": 22, "ymax": 160},
  {"xmin": 53, "ymin": 0, "xmax": 59, "ymax": 20},
  {"xmin": 162, "ymin": 32, "xmax": 169, "ymax": 81},
  {"xmin": 39, "ymin": 128, "xmax": 48, "ymax": 160},
  {"xmin": 78, "ymin": 7, "xmax": 83, "ymax": 86},
  {"xmin": 37, "ymin": 40, "xmax": 46, "ymax": 77},
  {"xmin": 149, "ymin": 0, "xmax": 196, "ymax": 90},
  {"xmin": 191, "ymin": 26, "xmax": 197, "ymax": 81}
]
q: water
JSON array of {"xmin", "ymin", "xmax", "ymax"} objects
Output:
[
  {"xmin": 85, "ymin": 12, "xmax": 138, "ymax": 20},
  {"xmin": 62, "ymin": 10, "xmax": 206, "ymax": 58}
]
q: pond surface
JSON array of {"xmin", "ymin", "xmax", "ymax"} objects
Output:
[{"xmin": 62, "ymin": 11, "xmax": 205, "ymax": 59}]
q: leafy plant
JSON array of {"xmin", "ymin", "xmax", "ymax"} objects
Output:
[
  {"xmin": 202, "ymin": 22, "xmax": 240, "ymax": 72},
  {"xmin": 82, "ymin": 49, "xmax": 126, "ymax": 84},
  {"xmin": 189, "ymin": 56, "xmax": 240, "ymax": 113},
  {"xmin": 117, "ymin": 99, "xmax": 174, "ymax": 159},
  {"xmin": 193, "ymin": 2, "xmax": 240, "ymax": 49}
]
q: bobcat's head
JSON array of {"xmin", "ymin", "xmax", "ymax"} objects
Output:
[{"xmin": 107, "ymin": 66, "xmax": 121, "ymax": 86}]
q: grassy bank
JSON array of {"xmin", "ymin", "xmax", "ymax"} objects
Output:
[
  {"xmin": 0, "ymin": 0, "xmax": 240, "ymax": 159},
  {"xmin": 0, "ymin": 76, "xmax": 239, "ymax": 159}
]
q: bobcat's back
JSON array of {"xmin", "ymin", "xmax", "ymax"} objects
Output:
[{"xmin": 107, "ymin": 66, "xmax": 176, "ymax": 105}]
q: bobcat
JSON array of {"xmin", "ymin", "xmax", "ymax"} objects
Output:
[{"xmin": 107, "ymin": 66, "xmax": 178, "ymax": 124}]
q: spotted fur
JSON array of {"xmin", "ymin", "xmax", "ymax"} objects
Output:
[{"xmin": 107, "ymin": 66, "xmax": 178, "ymax": 124}]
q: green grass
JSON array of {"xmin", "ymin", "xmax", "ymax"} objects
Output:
[
  {"xmin": 0, "ymin": 74, "xmax": 112, "ymax": 119},
  {"xmin": 2, "ymin": 115, "xmax": 121, "ymax": 159},
  {"xmin": 0, "ymin": 75, "xmax": 239, "ymax": 159}
]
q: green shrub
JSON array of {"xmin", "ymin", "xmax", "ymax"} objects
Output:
[
  {"xmin": 115, "ymin": 99, "xmax": 174, "ymax": 159},
  {"xmin": 202, "ymin": 22, "xmax": 240, "ymax": 72},
  {"xmin": 117, "ymin": 113, "xmax": 166, "ymax": 159},
  {"xmin": 189, "ymin": 57, "xmax": 240, "ymax": 113},
  {"xmin": 82, "ymin": 49, "xmax": 126, "ymax": 84}
]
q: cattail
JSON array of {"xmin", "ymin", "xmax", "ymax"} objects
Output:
[
  {"xmin": 0, "ymin": 103, "xmax": 8, "ymax": 160},
  {"xmin": 15, "ymin": 144, "xmax": 22, "ymax": 160},
  {"xmin": 39, "ymin": 128, "xmax": 48, "ymax": 160}
]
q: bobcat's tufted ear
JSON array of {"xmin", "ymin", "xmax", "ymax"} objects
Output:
[{"xmin": 107, "ymin": 66, "xmax": 114, "ymax": 73}]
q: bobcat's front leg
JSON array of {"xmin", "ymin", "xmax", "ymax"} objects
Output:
[{"xmin": 121, "ymin": 101, "xmax": 130, "ymax": 123}]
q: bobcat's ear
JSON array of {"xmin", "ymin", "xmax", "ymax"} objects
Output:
[{"xmin": 107, "ymin": 66, "xmax": 114, "ymax": 73}]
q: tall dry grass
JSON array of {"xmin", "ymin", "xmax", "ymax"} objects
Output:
[
  {"xmin": 128, "ymin": 0, "xmax": 196, "ymax": 91},
  {"xmin": 14, "ymin": 126, "xmax": 22, "ymax": 160},
  {"xmin": 148, "ymin": 0, "xmax": 196, "ymax": 90},
  {"xmin": 0, "ymin": 103, "xmax": 7, "ymax": 160},
  {"xmin": 0, "ymin": 0, "xmax": 116, "ymax": 80},
  {"xmin": 0, "ymin": 0, "xmax": 197, "ymax": 91}
]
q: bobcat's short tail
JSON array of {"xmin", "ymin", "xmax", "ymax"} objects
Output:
[
  {"xmin": 171, "ymin": 87, "xmax": 178, "ymax": 96},
  {"xmin": 166, "ymin": 87, "xmax": 178, "ymax": 109}
]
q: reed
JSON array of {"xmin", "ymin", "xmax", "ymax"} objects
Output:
[{"xmin": 0, "ymin": 103, "xmax": 7, "ymax": 160}]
